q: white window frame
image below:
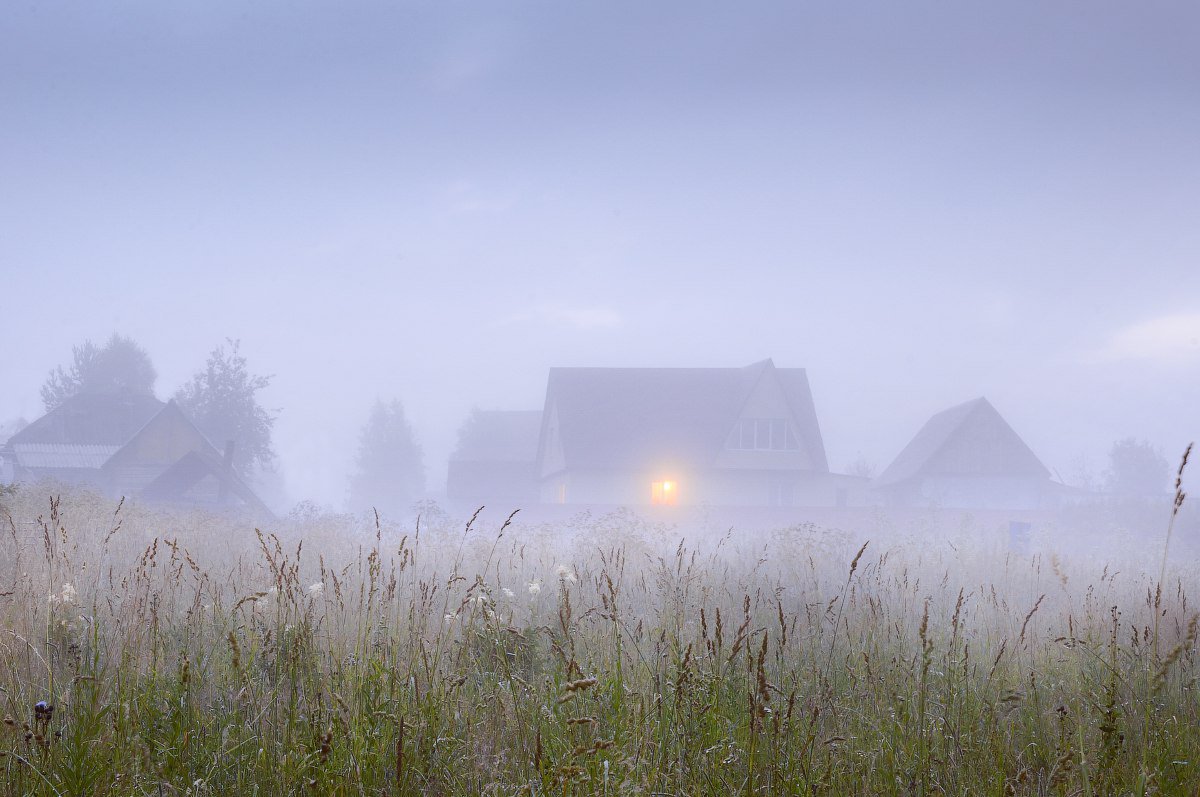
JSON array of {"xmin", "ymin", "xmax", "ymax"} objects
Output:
[{"xmin": 729, "ymin": 418, "xmax": 800, "ymax": 451}]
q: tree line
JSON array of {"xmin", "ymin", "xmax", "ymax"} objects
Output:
[
  {"xmin": 24, "ymin": 334, "xmax": 1177, "ymax": 511},
  {"xmin": 34, "ymin": 334, "xmax": 425, "ymax": 513}
]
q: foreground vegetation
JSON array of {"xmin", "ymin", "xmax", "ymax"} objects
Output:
[{"xmin": 0, "ymin": 484, "xmax": 1197, "ymax": 796}]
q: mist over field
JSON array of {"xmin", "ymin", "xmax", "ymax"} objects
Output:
[
  {"xmin": 1, "ymin": 3, "xmax": 1200, "ymax": 794},
  {"xmin": 1, "ymin": 1, "xmax": 1198, "ymax": 511}
]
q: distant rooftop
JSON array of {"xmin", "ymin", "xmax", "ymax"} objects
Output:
[
  {"xmin": 8, "ymin": 392, "xmax": 164, "ymax": 447},
  {"xmin": 452, "ymin": 410, "xmax": 542, "ymax": 463},
  {"xmin": 875, "ymin": 397, "xmax": 1050, "ymax": 487}
]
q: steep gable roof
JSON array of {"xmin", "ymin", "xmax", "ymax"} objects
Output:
[
  {"xmin": 538, "ymin": 359, "xmax": 827, "ymax": 472},
  {"xmin": 773, "ymin": 367, "xmax": 829, "ymax": 472},
  {"xmin": 141, "ymin": 450, "xmax": 273, "ymax": 516},
  {"xmin": 875, "ymin": 397, "xmax": 1050, "ymax": 487},
  {"xmin": 101, "ymin": 399, "xmax": 220, "ymax": 470}
]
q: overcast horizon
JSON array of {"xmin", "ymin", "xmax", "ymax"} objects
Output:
[{"xmin": 2, "ymin": 1, "xmax": 1198, "ymax": 510}]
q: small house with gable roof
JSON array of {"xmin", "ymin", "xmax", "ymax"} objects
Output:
[
  {"xmin": 873, "ymin": 397, "xmax": 1056, "ymax": 509},
  {"xmin": 2, "ymin": 392, "xmax": 271, "ymax": 514}
]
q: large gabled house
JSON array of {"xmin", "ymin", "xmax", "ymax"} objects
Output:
[
  {"xmin": 873, "ymin": 397, "xmax": 1057, "ymax": 510},
  {"xmin": 2, "ymin": 391, "xmax": 271, "ymax": 514},
  {"xmin": 534, "ymin": 359, "xmax": 858, "ymax": 507}
]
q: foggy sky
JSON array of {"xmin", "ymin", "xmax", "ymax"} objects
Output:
[{"xmin": 2, "ymin": 1, "xmax": 1198, "ymax": 508}]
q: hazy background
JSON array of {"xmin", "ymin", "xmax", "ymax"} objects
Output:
[{"xmin": 2, "ymin": 1, "xmax": 1197, "ymax": 509}]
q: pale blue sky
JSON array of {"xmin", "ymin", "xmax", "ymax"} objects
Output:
[{"xmin": 2, "ymin": 1, "xmax": 1198, "ymax": 506}]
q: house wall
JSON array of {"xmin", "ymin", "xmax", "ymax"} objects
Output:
[
  {"xmin": 538, "ymin": 404, "xmax": 566, "ymax": 479},
  {"xmin": 183, "ymin": 474, "xmax": 224, "ymax": 504},
  {"xmin": 540, "ymin": 469, "xmax": 647, "ymax": 506},
  {"xmin": 882, "ymin": 477, "xmax": 1053, "ymax": 510},
  {"xmin": 14, "ymin": 466, "xmax": 112, "ymax": 492},
  {"xmin": 695, "ymin": 471, "xmax": 869, "ymax": 507},
  {"xmin": 540, "ymin": 468, "xmax": 870, "ymax": 508},
  {"xmin": 448, "ymin": 460, "xmax": 539, "ymax": 504}
]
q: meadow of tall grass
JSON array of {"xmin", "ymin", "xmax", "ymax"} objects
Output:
[{"xmin": 0, "ymin": 468, "xmax": 1197, "ymax": 796}]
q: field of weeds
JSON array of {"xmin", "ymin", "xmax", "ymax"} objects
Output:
[{"xmin": 0, "ymin": 483, "xmax": 1197, "ymax": 796}]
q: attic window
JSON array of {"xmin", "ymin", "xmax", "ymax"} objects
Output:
[
  {"xmin": 729, "ymin": 418, "xmax": 800, "ymax": 451},
  {"xmin": 651, "ymin": 480, "xmax": 678, "ymax": 506}
]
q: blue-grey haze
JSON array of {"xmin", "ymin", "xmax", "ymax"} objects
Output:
[{"xmin": 2, "ymin": 1, "xmax": 1197, "ymax": 507}]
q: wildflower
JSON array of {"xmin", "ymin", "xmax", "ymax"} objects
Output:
[
  {"xmin": 307, "ymin": 582, "xmax": 324, "ymax": 596},
  {"xmin": 444, "ymin": 613, "xmax": 456, "ymax": 624},
  {"xmin": 555, "ymin": 564, "xmax": 576, "ymax": 584},
  {"xmin": 502, "ymin": 587, "xmax": 515, "ymax": 599},
  {"xmin": 49, "ymin": 583, "xmax": 77, "ymax": 607},
  {"xmin": 528, "ymin": 581, "xmax": 541, "ymax": 597}
]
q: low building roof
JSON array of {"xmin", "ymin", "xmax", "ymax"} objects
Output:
[
  {"xmin": 142, "ymin": 449, "xmax": 274, "ymax": 516},
  {"xmin": 451, "ymin": 410, "xmax": 542, "ymax": 463},
  {"xmin": 875, "ymin": 397, "xmax": 1050, "ymax": 487},
  {"xmin": 8, "ymin": 392, "xmax": 164, "ymax": 447}
]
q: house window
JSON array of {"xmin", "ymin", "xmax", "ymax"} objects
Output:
[
  {"xmin": 651, "ymin": 480, "xmax": 678, "ymax": 506},
  {"xmin": 729, "ymin": 419, "xmax": 800, "ymax": 451},
  {"xmin": 768, "ymin": 482, "xmax": 794, "ymax": 507},
  {"xmin": 556, "ymin": 483, "xmax": 567, "ymax": 504}
]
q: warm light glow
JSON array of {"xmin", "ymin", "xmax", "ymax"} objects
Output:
[{"xmin": 651, "ymin": 480, "xmax": 679, "ymax": 506}]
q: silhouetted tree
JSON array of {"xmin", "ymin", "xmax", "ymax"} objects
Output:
[
  {"xmin": 451, "ymin": 408, "xmax": 485, "ymax": 456},
  {"xmin": 348, "ymin": 399, "xmax": 425, "ymax": 516},
  {"xmin": 845, "ymin": 455, "xmax": 875, "ymax": 479},
  {"xmin": 1104, "ymin": 438, "xmax": 1169, "ymax": 497},
  {"xmin": 40, "ymin": 333, "xmax": 157, "ymax": 410},
  {"xmin": 174, "ymin": 339, "xmax": 276, "ymax": 477}
]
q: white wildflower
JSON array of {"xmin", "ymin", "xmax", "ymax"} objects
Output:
[
  {"xmin": 555, "ymin": 564, "xmax": 576, "ymax": 583},
  {"xmin": 444, "ymin": 613, "xmax": 456, "ymax": 624},
  {"xmin": 502, "ymin": 587, "xmax": 515, "ymax": 599},
  {"xmin": 307, "ymin": 582, "xmax": 324, "ymax": 596},
  {"xmin": 528, "ymin": 581, "xmax": 541, "ymax": 597},
  {"xmin": 51, "ymin": 583, "xmax": 78, "ymax": 607}
]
